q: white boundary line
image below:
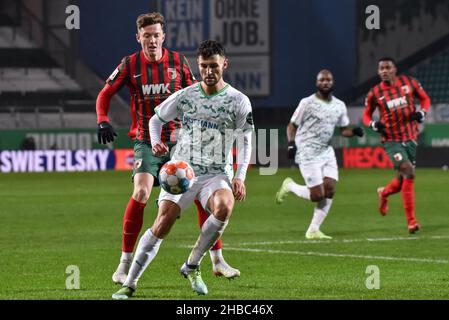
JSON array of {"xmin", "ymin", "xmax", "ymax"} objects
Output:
[
  {"xmin": 178, "ymin": 235, "xmax": 449, "ymax": 264},
  {"xmin": 237, "ymin": 235, "xmax": 449, "ymax": 246},
  {"xmin": 223, "ymin": 247, "xmax": 449, "ymax": 264}
]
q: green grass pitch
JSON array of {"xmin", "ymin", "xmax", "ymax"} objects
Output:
[{"xmin": 1, "ymin": 168, "xmax": 448, "ymax": 300}]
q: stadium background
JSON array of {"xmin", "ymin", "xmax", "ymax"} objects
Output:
[
  {"xmin": 1, "ymin": 0, "xmax": 449, "ymax": 172},
  {"xmin": 1, "ymin": 0, "xmax": 449, "ymax": 301}
]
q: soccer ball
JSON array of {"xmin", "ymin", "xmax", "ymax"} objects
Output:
[{"xmin": 158, "ymin": 160, "xmax": 195, "ymax": 195}]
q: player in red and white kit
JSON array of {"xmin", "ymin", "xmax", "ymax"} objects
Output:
[
  {"xmin": 363, "ymin": 57, "xmax": 431, "ymax": 233},
  {"xmin": 96, "ymin": 13, "xmax": 239, "ymax": 284}
]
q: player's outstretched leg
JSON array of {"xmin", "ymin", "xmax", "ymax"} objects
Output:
[
  {"xmin": 195, "ymin": 200, "xmax": 240, "ymax": 279},
  {"xmin": 275, "ymin": 177, "xmax": 293, "ymax": 204},
  {"xmin": 113, "ymin": 197, "xmax": 146, "ymax": 284},
  {"xmin": 377, "ymin": 187, "xmax": 388, "ymax": 216},
  {"xmin": 184, "ymin": 202, "xmax": 231, "ymax": 294},
  {"xmin": 377, "ymin": 177, "xmax": 402, "ymax": 216},
  {"xmin": 112, "ymin": 228, "xmax": 163, "ymax": 299},
  {"xmin": 305, "ymin": 199, "xmax": 333, "ymax": 240},
  {"xmin": 276, "ymin": 177, "xmax": 311, "ymax": 204},
  {"xmin": 180, "ymin": 262, "xmax": 208, "ymax": 295},
  {"xmin": 401, "ymin": 178, "xmax": 420, "ymax": 234}
]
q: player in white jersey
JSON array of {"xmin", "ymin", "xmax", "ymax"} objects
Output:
[
  {"xmin": 275, "ymin": 70, "xmax": 364, "ymax": 239},
  {"xmin": 113, "ymin": 40, "xmax": 253, "ymax": 299}
]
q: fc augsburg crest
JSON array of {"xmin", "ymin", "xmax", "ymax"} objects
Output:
[
  {"xmin": 134, "ymin": 159, "xmax": 143, "ymax": 170},
  {"xmin": 167, "ymin": 68, "xmax": 177, "ymax": 80}
]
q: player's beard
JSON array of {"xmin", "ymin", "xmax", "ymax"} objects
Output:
[
  {"xmin": 204, "ymin": 77, "xmax": 218, "ymax": 87},
  {"xmin": 317, "ymin": 86, "xmax": 334, "ymax": 97}
]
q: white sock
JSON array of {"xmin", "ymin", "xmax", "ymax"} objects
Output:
[
  {"xmin": 287, "ymin": 181, "xmax": 311, "ymax": 200},
  {"xmin": 209, "ymin": 249, "xmax": 224, "ymax": 265},
  {"xmin": 116, "ymin": 252, "xmax": 133, "ymax": 274},
  {"xmin": 307, "ymin": 198, "xmax": 333, "ymax": 233},
  {"xmin": 188, "ymin": 215, "xmax": 228, "ymax": 266},
  {"xmin": 120, "ymin": 252, "xmax": 133, "ymax": 262},
  {"xmin": 123, "ymin": 229, "xmax": 162, "ymax": 289}
]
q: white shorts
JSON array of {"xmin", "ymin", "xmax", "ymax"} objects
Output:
[
  {"xmin": 158, "ymin": 174, "xmax": 232, "ymax": 213},
  {"xmin": 299, "ymin": 157, "xmax": 339, "ymax": 188}
]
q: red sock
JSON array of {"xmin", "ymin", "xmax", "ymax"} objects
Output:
[
  {"xmin": 401, "ymin": 178, "xmax": 417, "ymax": 226},
  {"xmin": 122, "ymin": 197, "xmax": 146, "ymax": 253},
  {"xmin": 195, "ymin": 199, "xmax": 222, "ymax": 250},
  {"xmin": 382, "ymin": 177, "xmax": 402, "ymax": 197}
]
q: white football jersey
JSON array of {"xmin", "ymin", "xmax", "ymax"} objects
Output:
[
  {"xmin": 290, "ymin": 93, "xmax": 349, "ymax": 164},
  {"xmin": 155, "ymin": 83, "xmax": 254, "ymax": 176}
]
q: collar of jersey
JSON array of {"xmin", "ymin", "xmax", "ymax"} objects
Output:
[
  {"xmin": 314, "ymin": 93, "xmax": 333, "ymax": 104},
  {"xmin": 380, "ymin": 77, "xmax": 400, "ymax": 89},
  {"xmin": 198, "ymin": 82, "xmax": 230, "ymax": 99}
]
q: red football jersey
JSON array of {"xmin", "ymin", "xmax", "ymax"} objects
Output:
[
  {"xmin": 96, "ymin": 48, "xmax": 196, "ymax": 143},
  {"xmin": 363, "ymin": 75, "xmax": 430, "ymax": 142}
]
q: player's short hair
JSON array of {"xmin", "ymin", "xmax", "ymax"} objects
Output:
[
  {"xmin": 317, "ymin": 69, "xmax": 333, "ymax": 77},
  {"xmin": 136, "ymin": 12, "xmax": 165, "ymax": 32},
  {"xmin": 197, "ymin": 40, "xmax": 226, "ymax": 59},
  {"xmin": 378, "ymin": 57, "xmax": 396, "ymax": 66}
]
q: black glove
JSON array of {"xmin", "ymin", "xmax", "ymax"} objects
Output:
[
  {"xmin": 410, "ymin": 110, "xmax": 426, "ymax": 123},
  {"xmin": 352, "ymin": 127, "xmax": 365, "ymax": 137},
  {"xmin": 287, "ymin": 141, "xmax": 297, "ymax": 159},
  {"xmin": 370, "ymin": 121, "xmax": 387, "ymax": 136},
  {"xmin": 97, "ymin": 121, "xmax": 118, "ymax": 144}
]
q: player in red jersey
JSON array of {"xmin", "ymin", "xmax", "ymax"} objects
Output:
[
  {"xmin": 96, "ymin": 13, "xmax": 239, "ymax": 284},
  {"xmin": 362, "ymin": 57, "xmax": 431, "ymax": 233}
]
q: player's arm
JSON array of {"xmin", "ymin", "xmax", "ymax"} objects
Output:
[
  {"xmin": 287, "ymin": 122, "xmax": 298, "ymax": 143},
  {"xmin": 286, "ymin": 122, "xmax": 298, "ymax": 159},
  {"xmin": 287, "ymin": 99, "xmax": 306, "ymax": 159},
  {"xmin": 363, "ymin": 89, "xmax": 386, "ymax": 135},
  {"xmin": 233, "ymin": 96, "xmax": 254, "ymax": 202},
  {"xmin": 339, "ymin": 104, "xmax": 364, "ymax": 138},
  {"xmin": 410, "ymin": 77, "xmax": 431, "ymax": 123},
  {"xmin": 233, "ymin": 130, "xmax": 252, "ymax": 201},
  {"xmin": 96, "ymin": 56, "xmax": 130, "ymax": 144},
  {"xmin": 149, "ymin": 90, "xmax": 183, "ymax": 155},
  {"xmin": 340, "ymin": 126, "xmax": 364, "ymax": 137}
]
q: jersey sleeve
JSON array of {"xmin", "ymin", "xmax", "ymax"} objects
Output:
[
  {"xmin": 410, "ymin": 77, "xmax": 431, "ymax": 112},
  {"xmin": 235, "ymin": 95, "xmax": 254, "ymax": 132},
  {"xmin": 107, "ymin": 56, "xmax": 130, "ymax": 88},
  {"xmin": 154, "ymin": 89, "xmax": 183, "ymax": 123},
  {"xmin": 234, "ymin": 130, "xmax": 252, "ymax": 182},
  {"xmin": 96, "ymin": 56, "xmax": 130, "ymax": 123},
  {"xmin": 181, "ymin": 55, "xmax": 197, "ymax": 87},
  {"xmin": 290, "ymin": 99, "xmax": 307, "ymax": 126},
  {"xmin": 362, "ymin": 88, "xmax": 377, "ymax": 126},
  {"xmin": 337, "ymin": 103, "xmax": 350, "ymax": 127}
]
